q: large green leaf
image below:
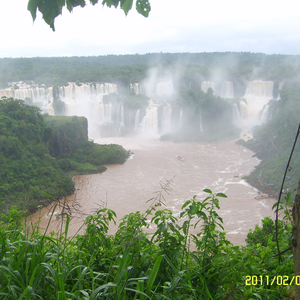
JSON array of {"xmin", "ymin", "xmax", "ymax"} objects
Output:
[
  {"xmin": 121, "ymin": 0, "xmax": 133, "ymax": 15},
  {"xmin": 216, "ymin": 192, "xmax": 227, "ymax": 198},
  {"xmin": 27, "ymin": 0, "xmax": 41, "ymax": 21},
  {"xmin": 136, "ymin": 0, "xmax": 151, "ymax": 17},
  {"xmin": 203, "ymin": 188, "xmax": 212, "ymax": 194}
]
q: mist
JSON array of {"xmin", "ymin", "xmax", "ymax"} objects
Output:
[{"xmin": 0, "ymin": 53, "xmax": 295, "ymax": 141}]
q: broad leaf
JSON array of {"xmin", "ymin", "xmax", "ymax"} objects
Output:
[
  {"xmin": 27, "ymin": 0, "xmax": 41, "ymax": 21},
  {"xmin": 136, "ymin": 0, "xmax": 151, "ymax": 17},
  {"xmin": 203, "ymin": 188, "xmax": 212, "ymax": 194},
  {"xmin": 121, "ymin": 0, "xmax": 133, "ymax": 15},
  {"xmin": 216, "ymin": 192, "xmax": 227, "ymax": 198}
]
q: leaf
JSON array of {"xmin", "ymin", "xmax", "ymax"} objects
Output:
[
  {"xmin": 136, "ymin": 0, "xmax": 151, "ymax": 17},
  {"xmin": 182, "ymin": 220, "xmax": 189, "ymax": 235},
  {"xmin": 102, "ymin": 0, "xmax": 120, "ymax": 8},
  {"xmin": 216, "ymin": 192, "xmax": 227, "ymax": 198},
  {"xmin": 190, "ymin": 202, "xmax": 199, "ymax": 215},
  {"xmin": 27, "ymin": 0, "xmax": 41, "ymax": 21},
  {"xmin": 37, "ymin": 0, "xmax": 62, "ymax": 31},
  {"xmin": 56, "ymin": 0, "xmax": 65, "ymax": 7},
  {"xmin": 66, "ymin": 0, "xmax": 73, "ymax": 12},
  {"xmin": 272, "ymin": 201, "xmax": 280, "ymax": 210},
  {"xmin": 121, "ymin": 0, "xmax": 133, "ymax": 15},
  {"xmin": 146, "ymin": 256, "xmax": 162, "ymax": 293},
  {"xmin": 181, "ymin": 199, "xmax": 191, "ymax": 209},
  {"xmin": 203, "ymin": 188, "xmax": 212, "ymax": 194}
]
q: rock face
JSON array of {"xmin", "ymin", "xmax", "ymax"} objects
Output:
[{"xmin": 44, "ymin": 115, "xmax": 88, "ymax": 157}]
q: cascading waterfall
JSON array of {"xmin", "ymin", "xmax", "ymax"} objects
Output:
[
  {"xmin": 160, "ymin": 104, "xmax": 172, "ymax": 134},
  {"xmin": 232, "ymin": 81, "xmax": 274, "ymax": 129},
  {"xmin": 130, "ymin": 83, "xmax": 141, "ymax": 94},
  {"xmin": 201, "ymin": 81, "xmax": 214, "ymax": 93},
  {"xmin": 260, "ymin": 105, "xmax": 270, "ymax": 123},
  {"xmin": 239, "ymin": 101, "xmax": 249, "ymax": 119},
  {"xmin": 118, "ymin": 104, "xmax": 125, "ymax": 127},
  {"xmin": 134, "ymin": 109, "xmax": 141, "ymax": 132},
  {"xmin": 0, "ymin": 89, "xmax": 13, "ymax": 98},
  {"xmin": 232, "ymin": 103, "xmax": 241, "ymax": 125},
  {"xmin": 222, "ymin": 81, "xmax": 234, "ymax": 98},
  {"xmin": 179, "ymin": 109, "xmax": 183, "ymax": 128},
  {"xmin": 199, "ymin": 108, "xmax": 203, "ymax": 132},
  {"xmin": 97, "ymin": 103, "xmax": 112, "ymax": 123},
  {"xmin": 0, "ymin": 79, "xmax": 277, "ymax": 137},
  {"xmin": 138, "ymin": 102, "xmax": 158, "ymax": 136}
]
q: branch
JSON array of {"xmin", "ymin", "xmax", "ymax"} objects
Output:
[
  {"xmin": 274, "ymin": 122, "xmax": 300, "ymax": 262},
  {"xmin": 273, "ymin": 246, "xmax": 292, "ymax": 257}
]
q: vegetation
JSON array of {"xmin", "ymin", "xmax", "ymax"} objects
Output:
[
  {"xmin": 0, "ymin": 187, "xmax": 294, "ymax": 299},
  {"xmin": 160, "ymin": 87, "xmax": 240, "ymax": 142},
  {"xmin": 0, "ymin": 98, "xmax": 129, "ymax": 214},
  {"xmin": 237, "ymin": 84, "xmax": 300, "ymax": 197},
  {"xmin": 1, "ymin": 53, "xmax": 300, "ymax": 89},
  {"xmin": 27, "ymin": 0, "xmax": 151, "ymax": 31}
]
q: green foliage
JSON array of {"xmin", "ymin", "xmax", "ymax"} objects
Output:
[
  {"xmin": 1, "ymin": 53, "xmax": 300, "ymax": 88},
  {"xmin": 0, "ymin": 189, "xmax": 293, "ymax": 299},
  {"xmin": 240, "ymin": 84, "xmax": 300, "ymax": 196},
  {"xmin": 27, "ymin": 0, "xmax": 151, "ymax": 31},
  {"xmin": 0, "ymin": 99, "xmax": 129, "ymax": 215},
  {"xmin": 0, "ymin": 98, "xmax": 74, "ymax": 214},
  {"xmin": 167, "ymin": 88, "xmax": 240, "ymax": 142}
]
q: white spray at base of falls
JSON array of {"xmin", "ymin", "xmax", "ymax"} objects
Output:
[
  {"xmin": 234, "ymin": 81, "xmax": 275, "ymax": 130},
  {"xmin": 161, "ymin": 104, "xmax": 172, "ymax": 134},
  {"xmin": 137, "ymin": 102, "xmax": 159, "ymax": 138}
]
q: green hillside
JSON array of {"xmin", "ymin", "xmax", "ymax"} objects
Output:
[
  {"xmin": 237, "ymin": 84, "xmax": 300, "ymax": 197},
  {"xmin": 0, "ymin": 98, "xmax": 129, "ymax": 214}
]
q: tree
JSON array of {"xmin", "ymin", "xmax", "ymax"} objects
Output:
[
  {"xmin": 27, "ymin": 0, "xmax": 151, "ymax": 31},
  {"xmin": 293, "ymin": 179, "xmax": 300, "ymax": 299}
]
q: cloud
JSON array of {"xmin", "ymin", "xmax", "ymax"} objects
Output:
[{"xmin": 1, "ymin": 0, "xmax": 300, "ymax": 57}]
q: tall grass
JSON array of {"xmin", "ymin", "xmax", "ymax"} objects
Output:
[{"xmin": 0, "ymin": 185, "xmax": 293, "ymax": 299}]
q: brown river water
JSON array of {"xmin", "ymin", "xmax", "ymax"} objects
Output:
[{"xmin": 31, "ymin": 137, "xmax": 276, "ymax": 246}]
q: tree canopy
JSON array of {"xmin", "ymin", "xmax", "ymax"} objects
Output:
[{"xmin": 27, "ymin": 0, "xmax": 151, "ymax": 31}]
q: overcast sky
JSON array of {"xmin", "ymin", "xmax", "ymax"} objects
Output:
[{"xmin": 1, "ymin": 0, "xmax": 300, "ymax": 58}]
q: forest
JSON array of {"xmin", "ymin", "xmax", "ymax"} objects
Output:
[
  {"xmin": 0, "ymin": 98, "xmax": 129, "ymax": 214},
  {"xmin": 237, "ymin": 84, "xmax": 300, "ymax": 197},
  {"xmin": 1, "ymin": 52, "xmax": 300, "ymax": 89}
]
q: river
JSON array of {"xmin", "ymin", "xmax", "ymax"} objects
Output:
[{"xmin": 31, "ymin": 137, "xmax": 276, "ymax": 246}]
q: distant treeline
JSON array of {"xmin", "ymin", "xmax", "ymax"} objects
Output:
[{"xmin": 1, "ymin": 52, "xmax": 300, "ymax": 90}]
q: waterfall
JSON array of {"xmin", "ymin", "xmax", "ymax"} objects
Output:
[
  {"xmin": 138, "ymin": 102, "xmax": 158, "ymax": 136},
  {"xmin": 201, "ymin": 81, "xmax": 214, "ymax": 93},
  {"xmin": 239, "ymin": 101, "xmax": 249, "ymax": 119},
  {"xmin": 118, "ymin": 104, "xmax": 125, "ymax": 126},
  {"xmin": 179, "ymin": 109, "xmax": 183, "ymax": 128},
  {"xmin": 134, "ymin": 109, "xmax": 140, "ymax": 132},
  {"xmin": 199, "ymin": 108, "xmax": 203, "ymax": 133},
  {"xmin": 130, "ymin": 83, "xmax": 140, "ymax": 94},
  {"xmin": 0, "ymin": 89, "xmax": 13, "ymax": 98},
  {"xmin": 260, "ymin": 105, "xmax": 270, "ymax": 123},
  {"xmin": 238, "ymin": 81, "xmax": 274, "ymax": 127},
  {"xmin": 160, "ymin": 104, "xmax": 172, "ymax": 134},
  {"xmin": 222, "ymin": 81, "xmax": 234, "ymax": 98},
  {"xmin": 232, "ymin": 103, "xmax": 240, "ymax": 125}
]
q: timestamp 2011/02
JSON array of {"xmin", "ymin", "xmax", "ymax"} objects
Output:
[{"xmin": 245, "ymin": 275, "xmax": 297, "ymax": 286}]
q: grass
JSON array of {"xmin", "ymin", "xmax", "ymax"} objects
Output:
[{"xmin": 0, "ymin": 182, "xmax": 294, "ymax": 299}]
